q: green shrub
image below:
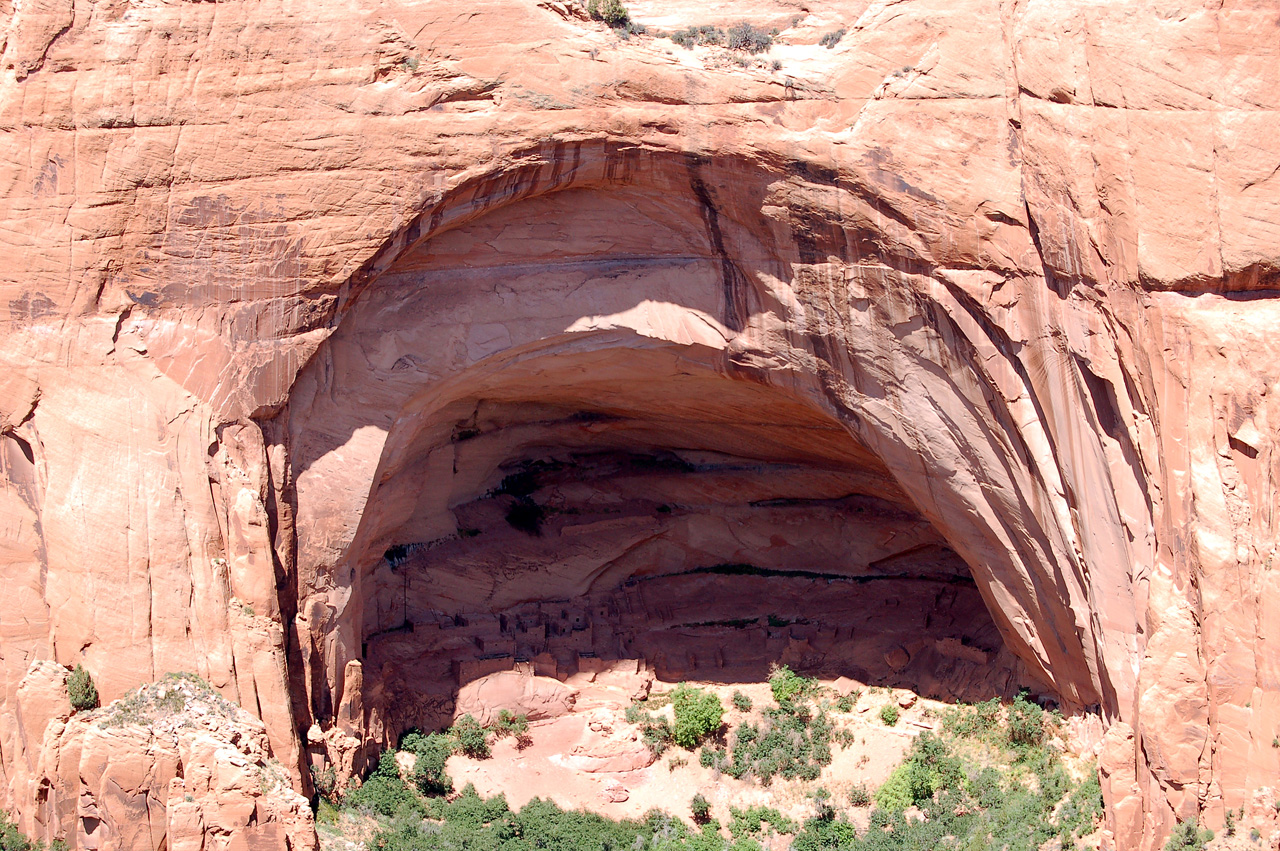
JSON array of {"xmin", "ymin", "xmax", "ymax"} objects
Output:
[
  {"xmin": 67, "ymin": 664, "xmax": 98, "ymax": 712},
  {"xmin": 669, "ymin": 25, "xmax": 724, "ymax": 49},
  {"xmin": 834, "ymin": 692, "xmax": 858, "ymax": 713},
  {"xmin": 768, "ymin": 664, "xmax": 813, "ymax": 706},
  {"xmin": 879, "ymin": 704, "xmax": 899, "ymax": 726},
  {"xmin": 848, "ymin": 784, "xmax": 871, "ymax": 807},
  {"xmin": 344, "ymin": 750, "xmax": 422, "ymax": 818},
  {"xmin": 942, "ymin": 696, "xmax": 1001, "ymax": 738},
  {"xmin": 1165, "ymin": 820, "xmax": 1214, "ymax": 851},
  {"xmin": 810, "ymin": 788, "xmax": 835, "ymax": 822},
  {"xmin": 627, "ymin": 705, "xmax": 674, "ymax": 756},
  {"xmin": 451, "ymin": 714, "xmax": 491, "ymax": 759},
  {"xmin": 874, "ymin": 764, "xmax": 913, "ymax": 813},
  {"xmin": 310, "ymin": 764, "xmax": 337, "ymax": 799},
  {"xmin": 1006, "ymin": 692, "xmax": 1045, "ymax": 747},
  {"xmin": 671, "ymin": 684, "xmax": 724, "ymax": 749},
  {"xmin": 370, "ymin": 790, "xmax": 710, "ymax": 851},
  {"xmin": 411, "ymin": 732, "xmax": 454, "ymax": 795},
  {"xmin": 731, "ymin": 691, "xmax": 752, "ymax": 712},
  {"xmin": 790, "ymin": 816, "xmax": 856, "ymax": 851},
  {"xmin": 587, "ymin": 0, "xmax": 630, "ymax": 28},
  {"xmin": 690, "ymin": 793, "xmax": 711, "ymax": 824},
  {"xmin": 493, "ymin": 710, "xmax": 531, "ymax": 748},
  {"xmin": 728, "ymin": 805, "xmax": 797, "ymax": 839},
  {"xmin": 724, "ymin": 705, "xmax": 832, "ymax": 785}
]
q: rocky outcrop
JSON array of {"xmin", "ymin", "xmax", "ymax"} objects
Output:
[
  {"xmin": 5, "ymin": 667, "xmax": 314, "ymax": 850},
  {"xmin": 0, "ymin": 0, "xmax": 1277, "ymax": 848}
]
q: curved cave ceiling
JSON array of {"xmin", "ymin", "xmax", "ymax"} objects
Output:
[{"xmin": 283, "ymin": 148, "xmax": 1102, "ymax": 734}]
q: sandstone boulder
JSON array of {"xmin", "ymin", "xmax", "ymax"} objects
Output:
[{"xmin": 454, "ymin": 672, "xmax": 576, "ymax": 726}]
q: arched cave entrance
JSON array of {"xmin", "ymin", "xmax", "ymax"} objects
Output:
[
  {"xmin": 285, "ymin": 145, "xmax": 1087, "ymax": 742},
  {"xmin": 354, "ymin": 346, "xmax": 1032, "ymax": 736}
]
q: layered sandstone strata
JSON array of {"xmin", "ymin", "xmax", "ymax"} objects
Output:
[{"xmin": 0, "ymin": 0, "xmax": 1277, "ymax": 848}]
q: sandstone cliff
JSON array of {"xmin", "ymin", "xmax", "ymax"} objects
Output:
[{"xmin": 0, "ymin": 0, "xmax": 1276, "ymax": 848}]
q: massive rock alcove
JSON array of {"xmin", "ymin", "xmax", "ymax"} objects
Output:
[
  {"xmin": 2, "ymin": 0, "xmax": 1278, "ymax": 847},
  {"xmin": 281, "ymin": 150, "xmax": 1091, "ymax": 745}
]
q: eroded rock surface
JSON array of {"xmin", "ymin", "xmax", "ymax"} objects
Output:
[
  {"xmin": 0, "ymin": 0, "xmax": 1277, "ymax": 848},
  {"xmin": 6, "ymin": 667, "xmax": 314, "ymax": 851}
]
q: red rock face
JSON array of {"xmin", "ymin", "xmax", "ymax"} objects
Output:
[{"xmin": 0, "ymin": 0, "xmax": 1277, "ymax": 848}]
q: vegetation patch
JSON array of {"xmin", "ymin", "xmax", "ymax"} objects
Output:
[
  {"xmin": 0, "ymin": 811, "xmax": 65, "ymax": 851},
  {"xmin": 97, "ymin": 672, "xmax": 234, "ymax": 730},
  {"xmin": 324, "ymin": 688, "xmax": 1107, "ymax": 851},
  {"xmin": 726, "ymin": 23, "xmax": 775, "ymax": 54},
  {"xmin": 624, "ymin": 703, "xmax": 674, "ymax": 756},
  {"xmin": 707, "ymin": 687, "xmax": 834, "ymax": 785},
  {"xmin": 769, "ymin": 664, "xmax": 816, "ymax": 705},
  {"xmin": 818, "ymin": 28, "xmax": 846, "ymax": 48},
  {"xmin": 671, "ymin": 684, "xmax": 724, "ymax": 749},
  {"xmin": 67, "ymin": 664, "xmax": 98, "ymax": 712},
  {"xmin": 670, "ymin": 25, "xmax": 725, "ymax": 49}
]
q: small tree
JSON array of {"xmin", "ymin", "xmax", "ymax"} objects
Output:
[
  {"xmin": 768, "ymin": 664, "xmax": 813, "ymax": 706},
  {"xmin": 671, "ymin": 684, "xmax": 724, "ymax": 749},
  {"xmin": 451, "ymin": 714, "xmax": 491, "ymax": 759},
  {"xmin": 412, "ymin": 732, "xmax": 455, "ymax": 795},
  {"xmin": 586, "ymin": 0, "xmax": 630, "ymax": 28},
  {"xmin": 690, "ymin": 793, "xmax": 711, "ymax": 824},
  {"xmin": 879, "ymin": 703, "xmax": 900, "ymax": 727},
  {"xmin": 1006, "ymin": 692, "xmax": 1045, "ymax": 747},
  {"xmin": 68, "ymin": 664, "xmax": 99, "ymax": 712},
  {"xmin": 726, "ymin": 22, "xmax": 773, "ymax": 53}
]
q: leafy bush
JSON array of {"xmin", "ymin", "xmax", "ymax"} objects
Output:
[
  {"xmin": 669, "ymin": 25, "xmax": 724, "ymax": 49},
  {"xmin": 67, "ymin": 664, "xmax": 98, "ymax": 712},
  {"xmin": 731, "ymin": 690, "xmax": 752, "ymax": 712},
  {"xmin": 0, "ymin": 810, "xmax": 43, "ymax": 851},
  {"xmin": 728, "ymin": 805, "xmax": 797, "ymax": 839},
  {"xmin": 310, "ymin": 764, "xmax": 337, "ymax": 798},
  {"xmin": 818, "ymin": 28, "xmax": 845, "ymax": 48},
  {"xmin": 626, "ymin": 704, "xmax": 674, "ymax": 756},
  {"xmin": 879, "ymin": 704, "xmax": 899, "ymax": 726},
  {"xmin": 768, "ymin": 664, "xmax": 814, "ymax": 706},
  {"xmin": 344, "ymin": 750, "xmax": 422, "ymax": 818},
  {"xmin": 810, "ymin": 788, "xmax": 835, "ymax": 822},
  {"xmin": 942, "ymin": 696, "xmax": 1001, "ymax": 738},
  {"xmin": 369, "ymin": 787, "xmax": 722, "ymax": 850},
  {"xmin": 586, "ymin": 0, "xmax": 630, "ymax": 28},
  {"xmin": 1006, "ymin": 692, "xmax": 1045, "ymax": 747},
  {"xmin": 410, "ymin": 732, "xmax": 454, "ymax": 795},
  {"xmin": 690, "ymin": 793, "xmax": 711, "ymax": 824},
  {"xmin": 849, "ymin": 784, "xmax": 871, "ymax": 807},
  {"xmin": 834, "ymin": 692, "xmax": 858, "ymax": 713},
  {"xmin": 790, "ymin": 816, "xmax": 856, "ymax": 851},
  {"xmin": 726, "ymin": 22, "xmax": 773, "ymax": 53},
  {"xmin": 723, "ymin": 705, "xmax": 832, "ymax": 785},
  {"xmin": 875, "ymin": 765, "xmax": 913, "ymax": 813},
  {"xmin": 872, "ymin": 734, "xmax": 963, "ymax": 813},
  {"xmin": 492, "ymin": 710, "xmax": 531, "ymax": 748},
  {"xmin": 451, "ymin": 714, "xmax": 491, "ymax": 759},
  {"xmin": 1164, "ymin": 820, "xmax": 1214, "ymax": 851},
  {"xmin": 671, "ymin": 684, "xmax": 724, "ymax": 749}
]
